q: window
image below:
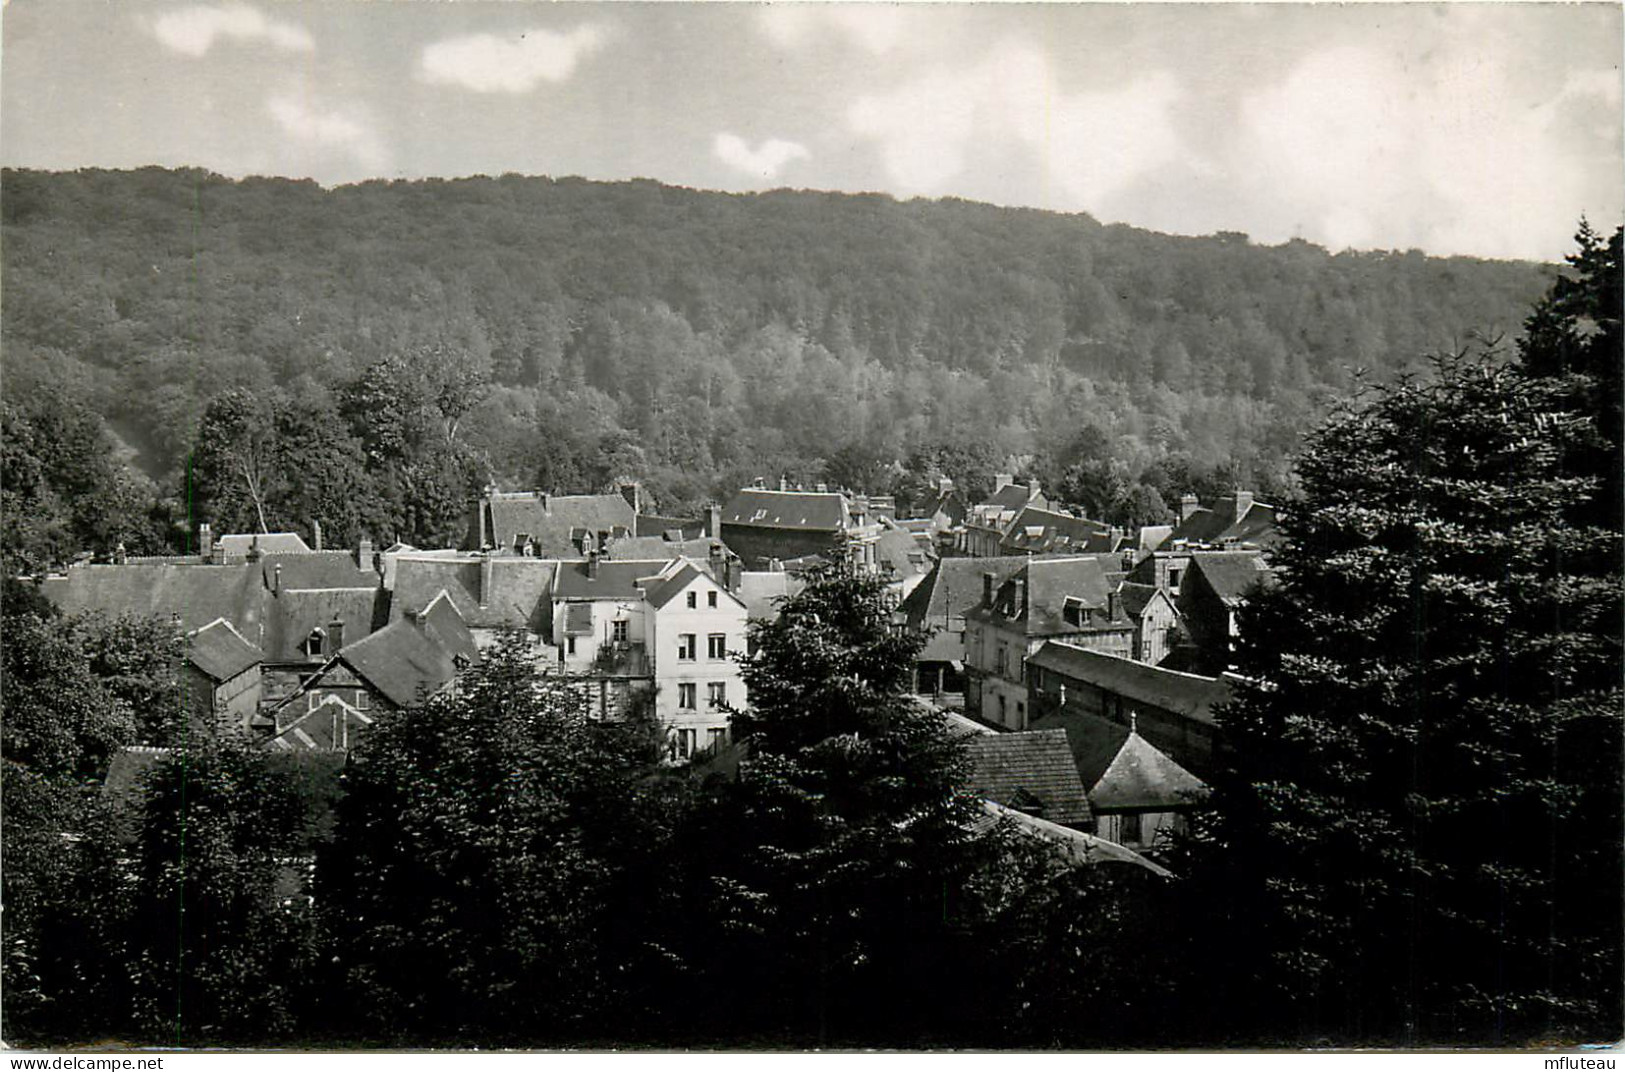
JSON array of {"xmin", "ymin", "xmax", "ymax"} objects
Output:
[
  {"xmin": 1167, "ymin": 567, "xmax": 1183, "ymax": 594},
  {"xmin": 308, "ymin": 690, "xmax": 321, "ymax": 712},
  {"xmin": 678, "ymin": 634, "xmax": 697, "ymax": 660},
  {"xmin": 1120, "ymin": 812, "xmax": 1143, "ymax": 845},
  {"xmin": 996, "ymin": 645, "xmax": 1009, "ymax": 678},
  {"xmin": 1063, "ymin": 597, "xmax": 1086, "ymax": 627},
  {"xmin": 354, "ymin": 690, "xmax": 369, "ymax": 711},
  {"xmin": 687, "ymin": 591, "xmax": 697, "ymax": 609},
  {"xmin": 678, "ymin": 683, "xmax": 698, "ymax": 710},
  {"xmin": 708, "ymin": 591, "xmax": 718, "ymax": 608},
  {"xmin": 707, "ymin": 633, "xmax": 727, "ymax": 660},
  {"xmin": 612, "ymin": 619, "xmax": 628, "ymax": 643},
  {"xmin": 708, "ymin": 727, "xmax": 728, "ymax": 751},
  {"xmin": 997, "ymin": 694, "xmax": 1008, "ymax": 723},
  {"xmin": 669, "ymin": 727, "xmax": 698, "ymax": 762},
  {"xmin": 707, "ymin": 682, "xmax": 727, "ymax": 709},
  {"xmin": 566, "ymin": 635, "xmax": 577, "ymax": 656},
  {"xmin": 305, "ymin": 628, "xmax": 326, "ymax": 658}
]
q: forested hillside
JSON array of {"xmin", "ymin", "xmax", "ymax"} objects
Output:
[{"xmin": 1, "ymin": 167, "xmax": 1550, "ymax": 564}]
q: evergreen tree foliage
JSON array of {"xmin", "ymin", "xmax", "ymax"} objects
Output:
[{"xmin": 1182, "ymin": 342, "xmax": 1623, "ymax": 1043}]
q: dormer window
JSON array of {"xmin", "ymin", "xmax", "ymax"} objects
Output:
[
  {"xmin": 1062, "ymin": 597, "xmax": 1089, "ymax": 628},
  {"xmin": 305, "ymin": 627, "xmax": 327, "ymax": 658}
]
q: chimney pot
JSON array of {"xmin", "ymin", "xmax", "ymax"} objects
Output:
[
  {"xmin": 1180, "ymin": 493, "xmax": 1201, "ymax": 522},
  {"xmin": 198, "ymin": 522, "xmax": 214, "ymax": 559}
]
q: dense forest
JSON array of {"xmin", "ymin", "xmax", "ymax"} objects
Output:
[{"xmin": 2, "ymin": 166, "xmax": 1550, "ymax": 564}]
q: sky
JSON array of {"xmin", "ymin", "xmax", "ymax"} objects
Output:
[{"xmin": 2, "ymin": 1, "xmax": 1619, "ymax": 262}]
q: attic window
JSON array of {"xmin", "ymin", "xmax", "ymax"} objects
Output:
[
  {"xmin": 305, "ymin": 628, "xmax": 326, "ymax": 657},
  {"xmin": 1062, "ymin": 597, "xmax": 1090, "ymax": 628}
]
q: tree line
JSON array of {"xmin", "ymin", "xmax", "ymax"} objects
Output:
[{"xmin": 2, "ymin": 167, "xmax": 1549, "ymax": 570}]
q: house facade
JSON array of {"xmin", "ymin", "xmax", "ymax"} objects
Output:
[
  {"xmin": 963, "ymin": 556, "xmax": 1135, "ymax": 731},
  {"xmin": 184, "ymin": 618, "xmax": 264, "ymax": 734},
  {"xmin": 719, "ymin": 485, "xmax": 881, "ymax": 571}
]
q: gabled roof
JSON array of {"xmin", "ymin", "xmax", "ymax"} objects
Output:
[
  {"xmin": 217, "ymin": 532, "xmax": 311, "ymax": 556},
  {"xmin": 1186, "ymin": 550, "xmax": 1275, "ymax": 606},
  {"xmin": 980, "ymin": 481, "xmax": 1046, "ymax": 512},
  {"xmin": 899, "ymin": 555, "xmax": 1032, "ymax": 628},
  {"xmin": 1029, "ymin": 708, "xmax": 1206, "ymax": 810},
  {"xmin": 187, "ymin": 617, "xmax": 264, "ymax": 682},
  {"xmin": 552, "ymin": 558, "xmax": 675, "ymax": 601},
  {"xmin": 999, "ymin": 506, "xmax": 1114, "ymax": 555},
  {"xmin": 1138, "ymin": 526, "xmax": 1173, "ymax": 554},
  {"xmin": 391, "ymin": 555, "xmax": 558, "ymax": 632},
  {"xmin": 40, "ymin": 561, "xmax": 267, "ymax": 639},
  {"xmin": 721, "ymin": 488, "xmax": 849, "ymax": 531},
  {"xmin": 1026, "ymin": 642, "xmax": 1231, "ymax": 724},
  {"xmin": 964, "ymin": 729, "xmax": 1093, "ymax": 826},
  {"xmin": 339, "ymin": 592, "xmax": 477, "ymax": 708},
  {"xmin": 642, "ymin": 562, "xmax": 747, "ymax": 611},
  {"xmin": 270, "ymin": 694, "xmax": 374, "ymax": 752},
  {"xmin": 1117, "ymin": 581, "xmax": 1173, "ymax": 620},
  {"xmin": 263, "ymin": 587, "xmax": 385, "ymax": 663},
  {"xmin": 1167, "ymin": 495, "xmax": 1280, "ymax": 548},
  {"xmin": 484, "ymin": 491, "xmax": 636, "ymax": 556},
  {"xmin": 967, "ymin": 555, "xmax": 1132, "ymax": 636}
]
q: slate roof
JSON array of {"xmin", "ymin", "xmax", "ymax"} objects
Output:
[
  {"xmin": 40, "ymin": 561, "xmax": 267, "ymax": 638},
  {"xmin": 874, "ymin": 526, "xmax": 932, "ymax": 583},
  {"xmin": 964, "ymin": 729, "xmax": 1093, "ymax": 825},
  {"xmin": 721, "ymin": 489, "xmax": 849, "ymax": 531},
  {"xmin": 1187, "ymin": 551, "xmax": 1275, "ymax": 606},
  {"xmin": 217, "ymin": 532, "xmax": 312, "ymax": 556},
  {"xmin": 967, "ymin": 556, "xmax": 1132, "ymax": 636},
  {"xmin": 260, "ymin": 551, "xmax": 380, "ymax": 591},
  {"xmin": 1137, "ymin": 525, "xmax": 1173, "ymax": 554},
  {"xmin": 187, "ymin": 618, "xmax": 264, "ymax": 682},
  {"xmin": 263, "ymin": 587, "xmax": 385, "ymax": 663},
  {"xmin": 485, "ymin": 492, "xmax": 635, "ymax": 556},
  {"xmin": 340, "ymin": 592, "xmax": 478, "ymax": 708},
  {"xmin": 552, "ymin": 559, "xmax": 675, "ymax": 601},
  {"xmin": 1000, "ymin": 506, "xmax": 1114, "ymax": 555},
  {"xmin": 971, "ymin": 799, "xmax": 1173, "ymax": 877},
  {"xmin": 390, "ymin": 555, "xmax": 557, "ymax": 633},
  {"xmin": 1167, "ymin": 496, "xmax": 1280, "ymax": 548},
  {"xmin": 1026, "ymin": 642, "xmax": 1231, "ymax": 724},
  {"xmin": 635, "ymin": 514, "xmax": 705, "ymax": 539},
  {"xmin": 738, "ymin": 570, "xmax": 799, "ymax": 621},
  {"xmin": 604, "ymin": 534, "xmax": 728, "ymax": 561},
  {"xmin": 899, "ymin": 555, "xmax": 1031, "ymax": 628},
  {"xmin": 1029, "ymin": 708, "xmax": 1206, "ymax": 810},
  {"xmin": 981, "ymin": 482, "xmax": 1046, "ymax": 512},
  {"xmin": 1117, "ymin": 582, "xmax": 1169, "ymax": 620}
]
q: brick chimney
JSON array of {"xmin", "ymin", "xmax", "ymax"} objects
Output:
[
  {"xmin": 246, "ymin": 534, "xmax": 263, "ymax": 562},
  {"xmin": 358, "ymin": 535, "xmax": 373, "ymax": 570},
  {"xmin": 706, "ymin": 503, "xmax": 722, "ymax": 538},
  {"xmin": 480, "ymin": 552, "xmax": 495, "ymax": 608},
  {"xmin": 311, "ymin": 519, "xmax": 324, "ymax": 552},
  {"xmin": 1180, "ymin": 494, "xmax": 1201, "ymax": 522},
  {"xmin": 995, "ymin": 472, "xmax": 1013, "ymax": 491},
  {"xmin": 328, "ymin": 616, "xmax": 345, "ymax": 652},
  {"xmin": 198, "ymin": 522, "xmax": 214, "ymax": 559}
]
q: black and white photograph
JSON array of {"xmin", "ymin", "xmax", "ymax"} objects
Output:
[{"xmin": 1, "ymin": 0, "xmax": 1620, "ymax": 1057}]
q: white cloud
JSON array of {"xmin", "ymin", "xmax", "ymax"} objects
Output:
[
  {"xmin": 847, "ymin": 40, "xmax": 1188, "ymax": 209},
  {"xmin": 1239, "ymin": 46, "xmax": 1621, "ymax": 258},
  {"xmin": 419, "ymin": 25, "xmax": 606, "ymax": 94},
  {"xmin": 714, "ymin": 134, "xmax": 811, "ymax": 182},
  {"xmin": 267, "ymin": 93, "xmax": 386, "ymax": 171},
  {"xmin": 151, "ymin": 3, "xmax": 313, "ymax": 57},
  {"xmin": 758, "ymin": 6, "xmax": 905, "ymax": 55}
]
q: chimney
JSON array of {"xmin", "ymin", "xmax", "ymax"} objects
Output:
[
  {"xmin": 311, "ymin": 519, "xmax": 324, "ymax": 552},
  {"xmin": 1107, "ymin": 590, "xmax": 1117, "ymax": 620},
  {"xmin": 1018, "ymin": 575, "xmax": 1029, "ymax": 618},
  {"xmin": 1180, "ymin": 493, "xmax": 1201, "ymax": 522},
  {"xmin": 709, "ymin": 543, "xmax": 726, "ymax": 583},
  {"xmin": 706, "ymin": 503, "xmax": 722, "ymax": 538},
  {"xmin": 587, "ymin": 550, "xmax": 600, "ymax": 579},
  {"xmin": 937, "ymin": 475, "xmax": 953, "ymax": 496},
  {"xmin": 816, "ymin": 482, "xmax": 828, "ymax": 494},
  {"xmin": 328, "ymin": 616, "xmax": 345, "ymax": 652},
  {"xmin": 619, "ymin": 481, "xmax": 642, "ymax": 514},
  {"xmin": 113, "ymin": 542, "xmax": 127, "ymax": 565},
  {"xmin": 1233, "ymin": 490, "xmax": 1254, "ymax": 526},
  {"xmin": 995, "ymin": 472, "xmax": 1013, "ymax": 491},
  {"xmin": 246, "ymin": 534, "xmax": 263, "ymax": 562},
  {"xmin": 983, "ymin": 571, "xmax": 996, "ymax": 607},
  {"xmin": 358, "ymin": 534, "xmax": 373, "ymax": 570},
  {"xmin": 779, "ymin": 475, "xmax": 788, "ymax": 492},
  {"xmin": 480, "ymin": 553, "xmax": 495, "ymax": 608},
  {"xmin": 753, "ymin": 476, "xmax": 766, "ymax": 490},
  {"xmin": 198, "ymin": 522, "xmax": 214, "ymax": 559},
  {"xmin": 1028, "ymin": 479, "xmax": 1041, "ymax": 502},
  {"xmin": 273, "ymin": 562, "xmax": 282, "ymax": 594}
]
